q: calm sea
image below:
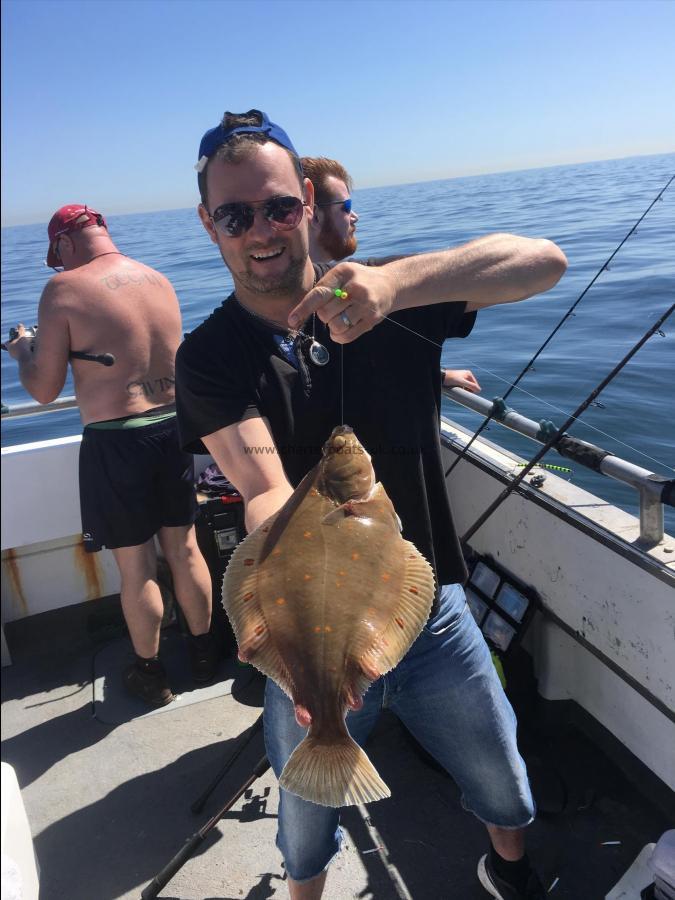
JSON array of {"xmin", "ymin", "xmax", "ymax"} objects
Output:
[{"xmin": 2, "ymin": 153, "xmax": 674, "ymax": 530}]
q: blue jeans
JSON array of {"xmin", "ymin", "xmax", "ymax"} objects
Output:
[{"xmin": 264, "ymin": 583, "xmax": 535, "ymax": 882}]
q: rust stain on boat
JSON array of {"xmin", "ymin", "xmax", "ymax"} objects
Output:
[
  {"xmin": 74, "ymin": 536, "xmax": 102, "ymax": 599},
  {"xmin": 2, "ymin": 549, "xmax": 29, "ymax": 616}
]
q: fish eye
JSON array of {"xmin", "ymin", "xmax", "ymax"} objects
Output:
[{"xmin": 333, "ymin": 436, "xmax": 346, "ymax": 449}]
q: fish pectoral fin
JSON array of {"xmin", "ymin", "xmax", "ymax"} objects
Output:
[
  {"xmin": 321, "ymin": 483, "xmax": 398, "ymax": 530},
  {"xmin": 320, "ymin": 501, "xmax": 371, "ymax": 527},
  {"xmin": 361, "ymin": 541, "xmax": 436, "ymax": 677},
  {"xmin": 259, "ymin": 464, "xmax": 320, "ymax": 561}
]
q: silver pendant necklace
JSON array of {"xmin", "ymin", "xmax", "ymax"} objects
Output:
[
  {"xmin": 235, "ymin": 297, "xmax": 330, "ymax": 367},
  {"xmin": 306, "ymin": 318, "xmax": 330, "ymax": 366}
]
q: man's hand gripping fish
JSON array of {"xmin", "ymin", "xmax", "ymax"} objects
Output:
[{"xmin": 223, "ymin": 426, "xmax": 435, "ymax": 807}]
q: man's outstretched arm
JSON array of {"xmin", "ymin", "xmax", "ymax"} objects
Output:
[
  {"xmin": 290, "ymin": 233, "xmax": 567, "ymax": 343},
  {"xmin": 387, "ymin": 233, "xmax": 567, "ymax": 312}
]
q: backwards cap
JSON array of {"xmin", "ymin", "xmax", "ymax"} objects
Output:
[
  {"xmin": 46, "ymin": 205, "xmax": 106, "ymax": 268},
  {"xmin": 195, "ymin": 109, "xmax": 298, "ymax": 174}
]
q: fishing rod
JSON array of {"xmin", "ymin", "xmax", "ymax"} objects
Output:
[
  {"xmin": 69, "ymin": 350, "xmax": 115, "ymax": 366},
  {"xmin": 140, "ymin": 755, "xmax": 271, "ymax": 900},
  {"xmin": 191, "ymin": 712, "xmax": 263, "ymax": 813},
  {"xmin": 1, "ymin": 325, "xmax": 115, "ymax": 366},
  {"xmin": 460, "ymin": 303, "xmax": 674, "ymax": 545},
  {"xmin": 445, "ymin": 173, "xmax": 675, "ymax": 479}
]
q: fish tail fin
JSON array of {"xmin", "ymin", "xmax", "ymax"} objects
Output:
[{"xmin": 279, "ymin": 732, "xmax": 390, "ymax": 807}]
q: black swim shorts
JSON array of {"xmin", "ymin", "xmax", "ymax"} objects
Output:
[{"xmin": 79, "ymin": 414, "xmax": 198, "ymax": 552}]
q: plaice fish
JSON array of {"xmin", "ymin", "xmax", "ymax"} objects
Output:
[{"xmin": 223, "ymin": 425, "xmax": 435, "ymax": 807}]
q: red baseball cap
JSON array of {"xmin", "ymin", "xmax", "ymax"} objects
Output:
[{"xmin": 46, "ymin": 205, "xmax": 106, "ymax": 268}]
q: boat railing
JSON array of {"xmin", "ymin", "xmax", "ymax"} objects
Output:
[
  {"xmin": 443, "ymin": 386, "xmax": 673, "ymax": 546},
  {"xmin": 2, "ymin": 395, "xmax": 79, "ymax": 419},
  {"xmin": 2, "ymin": 391, "xmax": 673, "ymax": 545}
]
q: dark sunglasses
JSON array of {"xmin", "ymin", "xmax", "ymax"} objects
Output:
[
  {"xmin": 210, "ymin": 195, "xmax": 306, "ymax": 238},
  {"xmin": 316, "ymin": 198, "xmax": 353, "ymax": 213}
]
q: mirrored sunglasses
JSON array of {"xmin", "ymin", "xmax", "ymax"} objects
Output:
[
  {"xmin": 210, "ymin": 195, "xmax": 306, "ymax": 238},
  {"xmin": 316, "ymin": 198, "xmax": 353, "ymax": 213}
]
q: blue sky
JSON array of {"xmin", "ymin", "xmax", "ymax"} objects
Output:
[{"xmin": 2, "ymin": 0, "xmax": 674, "ymax": 226}]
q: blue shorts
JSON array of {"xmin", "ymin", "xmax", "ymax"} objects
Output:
[
  {"xmin": 79, "ymin": 414, "xmax": 197, "ymax": 552},
  {"xmin": 264, "ymin": 583, "xmax": 535, "ymax": 882}
]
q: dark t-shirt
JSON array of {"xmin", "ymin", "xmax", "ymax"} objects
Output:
[{"xmin": 176, "ymin": 261, "xmax": 476, "ymax": 588}]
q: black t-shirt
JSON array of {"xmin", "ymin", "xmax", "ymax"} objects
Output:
[{"xmin": 176, "ymin": 261, "xmax": 476, "ymax": 588}]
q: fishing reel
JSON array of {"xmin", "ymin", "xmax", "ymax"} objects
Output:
[
  {"xmin": 2, "ymin": 323, "xmax": 115, "ymax": 366},
  {"xmin": 8, "ymin": 324, "xmax": 37, "ymax": 341}
]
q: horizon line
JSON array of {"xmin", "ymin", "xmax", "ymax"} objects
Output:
[{"xmin": 2, "ymin": 149, "xmax": 673, "ymax": 230}]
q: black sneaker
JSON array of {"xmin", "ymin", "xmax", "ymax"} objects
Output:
[
  {"xmin": 477, "ymin": 854, "xmax": 545, "ymax": 900},
  {"xmin": 123, "ymin": 662, "xmax": 175, "ymax": 708},
  {"xmin": 188, "ymin": 631, "xmax": 220, "ymax": 684}
]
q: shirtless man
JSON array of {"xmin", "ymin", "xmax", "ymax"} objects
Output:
[
  {"xmin": 6, "ymin": 204, "xmax": 216, "ymax": 707},
  {"xmin": 301, "ymin": 155, "xmax": 481, "ymax": 395}
]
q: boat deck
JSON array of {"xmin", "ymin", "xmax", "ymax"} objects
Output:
[{"xmin": 1, "ymin": 595, "xmax": 671, "ymax": 900}]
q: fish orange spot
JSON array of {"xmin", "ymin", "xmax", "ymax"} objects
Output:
[
  {"xmin": 324, "ymin": 625, "xmax": 333, "ymax": 633},
  {"xmin": 244, "ymin": 559, "xmax": 255, "ymax": 567},
  {"xmin": 338, "ymin": 570, "xmax": 346, "ymax": 576},
  {"xmin": 276, "ymin": 597, "xmax": 286, "ymax": 605},
  {"xmin": 382, "ymin": 638, "xmax": 390, "ymax": 647},
  {"xmin": 351, "ymin": 552, "xmax": 360, "ymax": 561},
  {"xmin": 272, "ymin": 548, "xmax": 282, "ymax": 556},
  {"xmin": 409, "ymin": 586, "xmax": 419, "ymax": 594},
  {"xmin": 243, "ymin": 592, "xmax": 254, "ymax": 602},
  {"xmin": 314, "ymin": 626, "xmax": 322, "ymax": 633},
  {"xmin": 303, "ymin": 574, "xmax": 312, "ymax": 581},
  {"xmin": 335, "ymin": 581, "xmax": 342, "ymax": 588},
  {"xmin": 304, "ymin": 531, "xmax": 312, "ymax": 538},
  {"xmin": 255, "ymin": 625, "xmax": 265, "ymax": 636},
  {"xmin": 381, "ymin": 573, "xmax": 391, "ymax": 582},
  {"xmin": 395, "ymin": 617, "xmax": 405, "ymax": 629}
]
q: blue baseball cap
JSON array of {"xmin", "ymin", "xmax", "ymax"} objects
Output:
[{"xmin": 195, "ymin": 110, "xmax": 298, "ymax": 173}]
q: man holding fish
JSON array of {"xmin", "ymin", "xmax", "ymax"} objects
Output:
[{"xmin": 176, "ymin": 110, "xmax": 567, "ymax": 900}]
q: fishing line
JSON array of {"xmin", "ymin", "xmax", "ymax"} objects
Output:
[
  {"xmin": 340, "ymin": 344, "xmax": 345, "ymax": 425},
  {"xmin": 460, "ymin": 303, "xmax": 674, "ymax": 544},
  {"xmin": 383, "ymin": 314, "xmax": 674, "ymax": 473},
  {"xmin": 445, "ymin": 173, "xmax": 674, "ymax": 477},
  {"xmin": 460, "ymin": 359, "xmax": 674, "ymax": 473}
]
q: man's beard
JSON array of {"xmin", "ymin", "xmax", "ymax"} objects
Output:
[
  {"xmin": 318, "ymin": 219, "xmax": 357, "ymax": 262},
  {"xmin": 226, "ymin": 244, "xmax": 308, "ymax": 296}
]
